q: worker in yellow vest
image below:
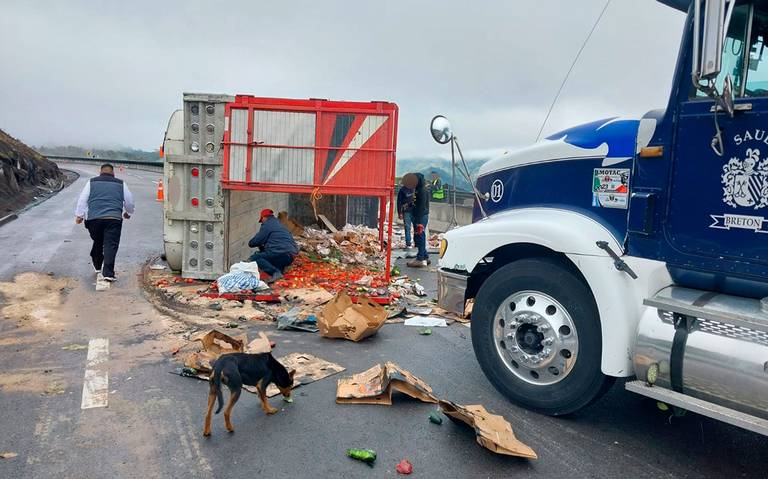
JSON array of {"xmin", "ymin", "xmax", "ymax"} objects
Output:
[{"xmin": 429, "ymin": 171, "xmax": 445, "ymax": 202}]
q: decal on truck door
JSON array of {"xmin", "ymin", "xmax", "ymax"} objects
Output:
[
  {"xmin": 721, "ymin": 148, "xmax": 768, "ymax": 209},
  {"xmin": 709, "ymin": 145, "xmax": 768, "ymax": 234},
  {"xmin": 591, "ymin": 168, "xmax": 629, "ymax": 209}
]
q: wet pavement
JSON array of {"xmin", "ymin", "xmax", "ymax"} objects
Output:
[{"xmin": 1, "ymin": 164, "xmax": 767, "ymax": 478}]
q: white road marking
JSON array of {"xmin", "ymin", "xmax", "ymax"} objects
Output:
[{"xmin": 81, "ymin": 338, "xmax": 109, "ymax": 409}]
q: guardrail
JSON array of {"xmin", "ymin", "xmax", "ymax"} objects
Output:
[{"xmin": 47, "ymin": 155, "xmax": 164, "ymax": 173}]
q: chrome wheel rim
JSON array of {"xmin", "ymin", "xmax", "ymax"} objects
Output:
[{"xmin": 493, "ymin": 290, "xmax": 579, "ymax": 385}]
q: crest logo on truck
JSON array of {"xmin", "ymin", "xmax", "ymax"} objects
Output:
[
  {"xmin": 721, "ymin": 148, "xmax": 768, "ymax": 209},
  {"xmin": 490, "ymin": 179, "xmax": 504, "ymax": 203}
]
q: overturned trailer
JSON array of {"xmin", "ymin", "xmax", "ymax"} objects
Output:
[{"xmin": 161, "ymin": 93, "xmax": 398, "ymax": 280}]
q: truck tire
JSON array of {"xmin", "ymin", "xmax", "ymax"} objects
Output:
[{"xmin": 471, "ymin": 257, "xmax": 614, "ymax": 415}]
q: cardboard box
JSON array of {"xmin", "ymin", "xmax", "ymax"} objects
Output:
[
  {"xmin": 336, "ymin": 362, "xmax": 438, "ymax": 405},
  {"xmin": 438, "ymin": 400, "xmax": 537, "ymax": 459},
  {"xmin": 319, "ymin": 291, "xmax": 387, "ymax": 342}
]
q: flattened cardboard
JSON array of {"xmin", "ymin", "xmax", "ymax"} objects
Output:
[
  {"xmin": 180, "ymin": 330, "xmax": 341, "ymax": 398},
  {"xmin": 336, "ymin": 362, "xmax": 438, "ymax": 405},
  {"xmin": 319, "ymin": 291, "xmax": 387, "ymax": 342},
  {"xmin": 256, "ymin": 352, "xmax": 345, "ymax": 397},
  {"xmin": 246, "ymin": 332, "xmax": 273, "ymax": 353},
  {"xmin": 183, "ymin": 329, "xmax": 246, "ymax": 373},
  {"xmin": 438, "ymin": 400, "xmax": 537, "ymax": 459},
  {"xmin": 283, "ymin": 288, "xmax": 334, "ymax": 306}
]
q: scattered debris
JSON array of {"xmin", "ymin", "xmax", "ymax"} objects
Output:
[
  {"xmin": 282, "ymin": 288, "xmax": 334, "ymax": 306},
  {"xmin": 216, "ymin": 262, "xmax": 269, "ymax": 293},
  {"xmin": 429, "ymin": 412, "xmax": 443, "ymax": 425},
  {"xmin": 0, "ymin": 452, "xmax": 18, "ymax": 459},
  {"xmin": 319, "ymin": 291, "xmax": 387, "ymax": 342},
  {"xmin": 149, "ymin": 264, "xmax": 167, "ymax": 270},
  {"xmin": 395, "ymin": 459, "xmax": 413, "ymax": 475},
  {"xmin": 224, "ymin": 322, "xmax": 239, "ymax": 328},
  {"xmin": 405, "ymin": 304, "xmax": 432, "ymax": 315},
  {"xmin": 174, "ymin": 367, "xmax": 199, "ymax": 378},
  {"xmin": 246, "ymin": 333, "xmax": 275, "ymax": 353},
  {"xmin": 347, "ymin": 448, "xmax": 377, "ymax": 467},
  {"xmin": 336, "ymin": 362, "xmax": 438, "ymax": 405},
  {"xmin": 258, "ymin": 352, "xmax": 345, "ymax": 397},
  {"xmin": 390, "ymin": 277, "xmax": 426, "ymax": 297},
  {"xmin": 317, "ymin": 214, "xmax": 339, "ymax": 234},
  {"xmin": 208, "ymin": 303, "xmax": 223, "ymax": 311},
  {"xmin": 182, "ymin": 329, "xmax": 246, "ymax": 374},
  {"xmin": 464, "ymin": 299, "xmax": 474, "ymax": 318},
  {"xmin": 438, "ymin": 400, "xmax": 537, "ymax": 459},
  {"xmin": 43, "ymin": 381, "xmax": 66, "ymax": 396},
  {"xmin": 276, "ymin": 307, "xmax": 319, "ymax": 333},
  {"xmin": 176, "ymin": 332, "xmax": 342, "ymax": 398},
  {"xmin": 61, "ymin": 344, "xmax": 88, "ymax": 351},
  {"xmin": 404, "ymin": 317, "xmax": 447, "ymax": 328}
]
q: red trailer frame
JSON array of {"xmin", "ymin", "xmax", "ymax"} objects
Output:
[{"xmin": 221, "ymin": 95, "xmax": 398, "ymax": 281}]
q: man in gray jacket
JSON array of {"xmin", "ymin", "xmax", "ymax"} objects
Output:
[{"xmin": 74, "ymin": 164, "xmax": 135, "ymax": 281}]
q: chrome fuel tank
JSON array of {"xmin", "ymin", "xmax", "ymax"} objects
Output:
[{"xmin": 634, "ymin": 288, "xmax": 768, "ymax": 420}]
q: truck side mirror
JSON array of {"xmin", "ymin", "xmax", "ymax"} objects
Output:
[
  {"xmin": 430, "ymin": 115, "xmax": 454, "ymax": 144},
  {"xmin": 693, "ymin": 0, "xmax": 727, "ymax": 81}
]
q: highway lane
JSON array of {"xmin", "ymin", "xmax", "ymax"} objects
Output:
[{"xmin": 0, "ymin": 164, "xmax": 767, "ymax": 478}]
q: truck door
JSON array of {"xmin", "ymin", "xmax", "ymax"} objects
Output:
[{"xmin": 669, "ymin": 3, "xmax": 768, "ymax": 266}]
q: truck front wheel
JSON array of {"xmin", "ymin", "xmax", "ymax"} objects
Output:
[{"xmin": 471, "ymin": 258, "xmax": 613, "ymax": 415}]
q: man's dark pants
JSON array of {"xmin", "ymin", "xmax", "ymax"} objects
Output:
[
  {"xmin": 249, "ymin": 251, "xmax": 294, "ymax": 275},
  {"xmin": 415, "ymin": 214, "xmax": 429, "ymax": 260},
  {"xmin": 85, "ymin": 218, "xmax": 123, "ymax": 278}
]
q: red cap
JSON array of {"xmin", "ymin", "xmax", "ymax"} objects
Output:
[{"xmin": 259, "ymin": 209, "xmax": 274, "ymax": 222}]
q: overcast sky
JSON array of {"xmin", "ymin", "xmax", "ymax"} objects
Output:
[{"xmin": 0, "ymin": 1, "xmax": 685, "ymax": 159}]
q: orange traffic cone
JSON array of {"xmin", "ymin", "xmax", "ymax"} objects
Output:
[{"xmin": 156, "ymin": 180, "xmax": 164, "ymax": 202}]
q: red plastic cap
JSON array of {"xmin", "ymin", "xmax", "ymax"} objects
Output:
[
  {"xmin": 191, "ymin": 197, "xmax": 200, "ymax": 207},
  {"xmin": 191, "ymin": 167, "xmax": 199, "ymax": 177},
  {"xmin": 259, "ymin": 209, "xmax": 274, "ymax": 222}
]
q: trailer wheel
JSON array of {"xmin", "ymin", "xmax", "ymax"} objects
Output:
[{"xmin": 471, "ymin": 257, "xmax": 613, "ymax": 415}]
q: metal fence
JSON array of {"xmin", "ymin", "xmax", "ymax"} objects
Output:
[{"xmin": 47, "ymin": 155, "xmax": 164, "ymax": 173}]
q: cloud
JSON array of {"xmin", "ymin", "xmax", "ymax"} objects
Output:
[{"xmin": 0, "ymin": 0, "xmax": 684, "ymax": 158}]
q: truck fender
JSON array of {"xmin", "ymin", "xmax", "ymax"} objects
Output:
[
  {"xmin": 440, "ymin": 207, "xmax": 671, "ymax": 376},
  {"xmin": 440, "ymin": 207, "xmax": 622, "ymax": 273},
  {"xmin": 565, "ymin": 254, "xmax": 671, "ymax": 376}
]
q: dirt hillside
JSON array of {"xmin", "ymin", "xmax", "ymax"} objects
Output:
[{"xmin": 0, "ymin": 128, "xmax": 64, "ymax": 216}]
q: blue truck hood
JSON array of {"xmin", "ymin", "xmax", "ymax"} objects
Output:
[{"xmin": 478, "ymin": 118, "xmax": 644, "ymax": 177}]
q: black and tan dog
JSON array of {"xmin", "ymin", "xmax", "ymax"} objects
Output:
[{"xmin": 203, "ymin": 352, "xmax": 295, "ymax": 436}]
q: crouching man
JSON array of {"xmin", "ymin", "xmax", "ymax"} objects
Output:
[{"xmin": 248, "ymin": 209, "xmax": 298, "ymax": 282}]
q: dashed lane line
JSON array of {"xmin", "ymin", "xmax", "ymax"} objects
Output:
[{"xmin": 80, "ymin": 338, "xmax": 109, "ymax": 409}]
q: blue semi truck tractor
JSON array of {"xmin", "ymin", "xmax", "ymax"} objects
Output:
[{"xmin": 435, "ymin": 0, "xmax": 768, "ymax": 435}]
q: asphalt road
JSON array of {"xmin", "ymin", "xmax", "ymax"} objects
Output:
[{"xmin": 1, "ymin": 164, "xmax": 767, "ymax": 478}]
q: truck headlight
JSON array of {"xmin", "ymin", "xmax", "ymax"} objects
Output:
[{"xmin": 439, "ymin": 239, "xmax": 448, "ymax": 258}]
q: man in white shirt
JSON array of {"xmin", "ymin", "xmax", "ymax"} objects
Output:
[{"xmin": 74, "ymin": 164, "xmax": 135, "ymax": 281}]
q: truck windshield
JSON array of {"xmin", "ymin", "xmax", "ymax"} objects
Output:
[
  {"xmin": 744, "ymin": 6, "xmax": 768, "ymax": 95},
  {"xmin": 697, "ymin": 3, "xmax": 768, "ymax": 98}
]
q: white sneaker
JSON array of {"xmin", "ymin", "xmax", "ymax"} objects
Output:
[{"xmin": 102, "ymin": 276, "xmax": 117, "ymax": 282}]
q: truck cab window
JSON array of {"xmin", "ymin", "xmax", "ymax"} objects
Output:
[
  {"xmin": 696, "ymin": 4, "xmax": 749, "ymax": 98},
  {"xmin": 744, "ymin": 8, "xmax": 768, "ymax": 96}
]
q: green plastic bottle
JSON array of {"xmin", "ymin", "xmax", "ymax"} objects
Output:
[
  {"xmin": 347, "ymin": 448, "xmax": 377, "ymax": 466},
  {"xmin": 429, "ymin": 412, "xmax": 443, "ymax": 425}
]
